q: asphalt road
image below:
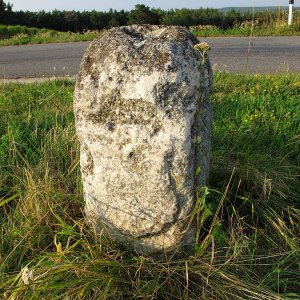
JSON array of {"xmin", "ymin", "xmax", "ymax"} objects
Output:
[
  {"xmin": 0, "ymin": 36, "xmax": 299, "ymax": 79},
  {"xmin": 203, "ymin": 36, "xmax": 300, "ymax": 73}
]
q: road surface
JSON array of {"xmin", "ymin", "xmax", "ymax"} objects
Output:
[{"xmin": 0, "ymin": 36, "xmax": 299, "ymax": 79}]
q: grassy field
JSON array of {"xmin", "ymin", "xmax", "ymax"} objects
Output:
[
  {"xmin": 190, "ymin": 23, "xmax": 300, "ymax": 37},
  {"xmin": 0, "ymin": 73, "xmax": 299, "ymax": 299},
  {"xmin": 0, "ymin": 23, "xmax": 299, "ymax": 46},
  {"xmin": 0, "ymin": 25, "xmax": 100, "ymax": 46}
]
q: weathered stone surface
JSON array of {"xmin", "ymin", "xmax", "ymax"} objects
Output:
[{"xmin": 74, "ymin": 25, "xmax": 212, "ymax": 254}]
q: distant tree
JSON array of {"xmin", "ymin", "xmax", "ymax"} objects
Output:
[
  {"xmin": 89, "ymin": 10, "xmax": 111, "ymax": 30},
  {"xmin": 0, "ymin": 0, "xmax": 6, "ymax": 13},
  {"xmin": 162, "ymin": 8, "xmax": 223, "ymax": 27},
  {"xmin": 128, "ymin": 4, "xmax": 160, "ymax": 25},
  {"xmin": 0, "ymin": 0, "xmax": 13, "ymax": 24},
  {"xmin": 108, "ymin": 9, "xmax": 128, "ymax": 28},
  {"xmin": 36, "ymin": 10, "xmax": 53, "ymax": 29},
  {"xmin": 77, "ymin": 11, "xmax": 93, "ymax": 32},
  {"xmin": 1, "ymin": 3, "xmax": 279, "ymax": 33},
  {"xmin": 63, "ymin": 11, "xmax": 79, "ymax": 31},
  {"xmin": 0, "ymin": 0, "xmax": 12, "ymax": 12}
]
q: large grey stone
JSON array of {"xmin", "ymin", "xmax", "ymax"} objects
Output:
[{"xmin": 74, "ymin": 25, "xmax": 212, "ymax": 254}]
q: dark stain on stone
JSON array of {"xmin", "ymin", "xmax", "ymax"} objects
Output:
[
  {"xmin": 122, "ymin": 27, "xmax": 144, "ymax": 39},
  {"xmin": 85, "ymin": 90, "xmax": 162, "ymax": 132},
  {"xmin": 83, "ymin": 55, "xmax": 94, "ymax": 74},
  {"xmin": 106, "ymin": 121, "xmax": 115, "ymax": 132},
  {"xmin": 81, "ymin": 144, "xmax": 94, "ymax": 177}
]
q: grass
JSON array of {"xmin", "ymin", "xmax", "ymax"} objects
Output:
[
  {"xmin": 0, "ymin": 73, "xmax": 299, "ymax": 299},
  {"xmin": 0, "ymin": 25, "xmax": 100, "ymax": 46},
  {"xmin": 191, "ymin": 11, "xmax": 300, "ymax": 37},
  {"xmin": 0, "ymin": 25, "xmax": 40, "ymax": 38},
  {"xmin": 191, "ymin": 23, "xmax": 300, "ymax": 37},
  {"xmin": 0, "ymin": 20, "xmax": 299, "ymax": 47}
]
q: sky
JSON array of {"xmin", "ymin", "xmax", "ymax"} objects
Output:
[{"xmin": 9, "ymin": 0, "xmax": 291, "ymax": 12}]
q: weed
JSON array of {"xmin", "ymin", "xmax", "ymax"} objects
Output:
[
  {"xmin": 0, "ymin": 21, "xmax": 300, "ymax": 47},
  {"xmin": 0, "ymin": 74, "xmax": 299, "ymax": 299},
  {"xmin": 0, "ymin": 25, "xmax": 101, "ymax": 46}
]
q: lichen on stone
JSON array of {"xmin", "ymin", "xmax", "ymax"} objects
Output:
[{"xmin": 74, "ymin": 25, "xmax": 213, "ymax": 254}]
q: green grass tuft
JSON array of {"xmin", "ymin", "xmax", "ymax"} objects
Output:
[
  {"xmin": 0, "ymin": 25, "xmax": 101, "ymax": 46},
  {"xmin": 0, "ymin": 73, "xmax": 299, "ymax": 299},
  {"xmin": 0, "ymin": 22, "xmax": 300, "ymax": 46},
  {"xmin": 191, "ymin": 23, "xmax": 300, "ymax": 37}
]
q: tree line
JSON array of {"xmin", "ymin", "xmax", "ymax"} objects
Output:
[{"xmin": 0, "ymin": 1, "xmax": 294, "ymax": 32}]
